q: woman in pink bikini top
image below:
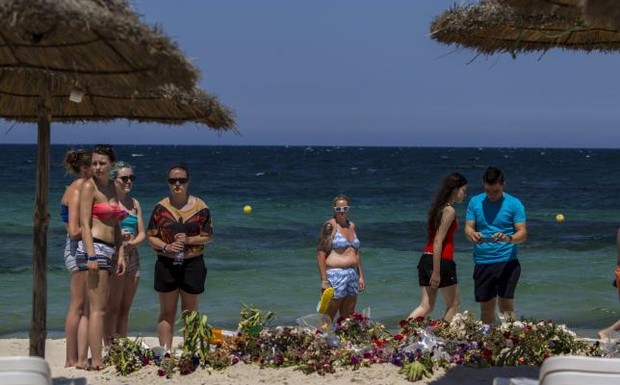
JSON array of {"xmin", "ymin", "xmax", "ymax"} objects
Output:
[
  {"xmin": 91, "ymin": 202, "xmax": 128, "ymax": 221},
  {"xmin": 78, "ymin": 144, "xmax": 126, "ymax": 370}
]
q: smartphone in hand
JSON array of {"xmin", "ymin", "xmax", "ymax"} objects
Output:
[{"xmin": 479, "ymin": 236, "xmax": 497, "ymax": 243}]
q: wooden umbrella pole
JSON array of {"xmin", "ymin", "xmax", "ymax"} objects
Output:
[{"xmin": 29, "ymin": 92, "xmax": 51, "ymax": 358}]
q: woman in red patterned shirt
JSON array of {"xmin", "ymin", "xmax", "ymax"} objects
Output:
[{"xmin": 147, "ymin": 164, "xmax": 213, "ymax": 349}]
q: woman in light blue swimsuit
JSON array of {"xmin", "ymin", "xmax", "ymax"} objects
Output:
[
  {"xmin": 106, "ymin": 161, "xmax": 145, "ymax": 338},
  {"xmin": 316, "ymin": 194, "xmax": 366, "ymax": 320}
]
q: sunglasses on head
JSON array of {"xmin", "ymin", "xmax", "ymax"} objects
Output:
[
  {"xmin": 118, "ymin": 175, "xmax": 136, "ymax": 183},
  {"xmin": 94, "ymin": 144, "xmax": 113, "ymax": 152},
  {"xmin": 168, "ymin": 178, "xmax": 188, "ymax": 185},
  {"xmin": 333, "ymin": 206, "xmax": 350, "ymax": 213}
]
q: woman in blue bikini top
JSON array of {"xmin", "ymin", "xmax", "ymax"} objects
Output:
[
  {"xmin": 316, "ymin": 194, "xmax": 366, "ymax": 320},
  {"xmin": 331, "ymin": 223, "xmax": 360, "ymax": 251}
]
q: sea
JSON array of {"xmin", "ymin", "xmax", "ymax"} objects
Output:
[{"xmin": 0, "ymin": 145, "xmax": 618, "ymax": 338}]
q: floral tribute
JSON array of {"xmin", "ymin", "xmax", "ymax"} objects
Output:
[{"xmin": 104, "ymin": 309, "xmax": 608, "ymax": 382}]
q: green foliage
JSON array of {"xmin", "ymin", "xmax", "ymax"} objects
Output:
[
  {"xmin": 400, "ymin": 361, "xmax": 431, "ymax": 382},
  {"xmin": 104, "ymin": 336, "xmax": 153, "ymax": 376},
  {"xmin": 238, "ymin": 303, "xmax": 276, "ymax": 336},
  {"xmin": 180, "ymin": 310, "xmax": 212, "ymax": 365}
]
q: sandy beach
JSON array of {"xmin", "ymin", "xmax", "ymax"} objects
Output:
[{"xmin": 0, "ymin": 337, "xmax": 541, "ymax": 385}]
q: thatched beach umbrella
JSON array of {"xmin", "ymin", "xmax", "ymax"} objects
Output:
[
  {"xmin": 501, "ymin": 0, "xmax": 620, "ymax": 29},
  {"xmin": 2, "ymin": 84, "xmax": 236, "ymax": 129},
  {"xmin": 500, "ymin": 0, "xmax": 583, "ymax": 18},
  {"xmin": 583, "ymin": 0, "xmax": 620, "ymax": 30},
  {"xmin": 0, "ymin": 0, "xmax": 199, "ymax": 93},
  {"xmin": 0, "ymin": 0, "xmax": 234, "ymax": 357},
  {"xmin": 430, "ymin": 0, "xmax": 620, "ymax": 56}
]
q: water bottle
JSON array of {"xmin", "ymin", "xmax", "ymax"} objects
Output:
[
  {"xmin": 173, "ymin": 248, "xmax": 184, "ymax": 266},
  {"xmin": 173, "ymin": 223, "xmax": 185, "ymax": 266}
]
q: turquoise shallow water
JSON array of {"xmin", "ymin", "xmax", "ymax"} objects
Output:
[{"xmin": 0, "ymin": 145, "xmax": 618, "ymax": 338}]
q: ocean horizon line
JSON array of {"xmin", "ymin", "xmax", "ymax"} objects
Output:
[{"xmin": 0, "ymin": 143, "xmax": 619, "ymax": 150}]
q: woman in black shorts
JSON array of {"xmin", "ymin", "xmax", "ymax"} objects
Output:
[
  {"xmin": 147, "ymin": 164, "xmax": 213, "ymax": 349},
  {"xmin": 407, "ymin": 172, "xmax": 467, "ymax": 323}
]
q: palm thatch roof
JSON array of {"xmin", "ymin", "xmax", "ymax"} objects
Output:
[
  {"xmin": 583, "ymin": 0, "xmax": 620, "ymax": 29},
  {"xmin": 0, "ymin": 0, "xmax": 236, "ymax": 130},
  {"xmin": 430, "ymin": 0, "xmax": 620, "ymax": 56},
  {"xmin": 501, "ymin": 0, "xmax": 620, "ymax": 29},
  {"xmin": 500, "ymin": 0, "xmax": 583, "ymax": 17},
  {"xmin": 1, "ymin": 83, "xmax": 236, "ymax": 130},
  {"xmin": 0, "ymin": 0, "xmax": 200, "ymax": 94}
]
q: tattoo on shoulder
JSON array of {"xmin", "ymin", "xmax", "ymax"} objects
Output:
[
  {"xmin": 322, "ymin": 222, "xmax": 333, "ymax": 236},
  {"xmin": 317, "ymin": 222, "xmax": 334, "ymax": 252}
]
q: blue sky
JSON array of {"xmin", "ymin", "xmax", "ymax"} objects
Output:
[{"xmin": 3, "ymin": 0, "xmax": 620, "ymax": 147}]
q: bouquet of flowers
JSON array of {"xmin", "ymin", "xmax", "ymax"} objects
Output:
[{"xmin": 104, "ymin": 309, "xmax": 605, "ymax": 382}]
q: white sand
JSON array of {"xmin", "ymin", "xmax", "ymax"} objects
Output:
[{"xmin": 0, "ymin": 337, "xmax": 541, "ymax": 385}]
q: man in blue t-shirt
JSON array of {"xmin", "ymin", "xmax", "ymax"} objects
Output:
[{"xmin": 465, "ymin": 167, "xmax": 527, "ymax": 325}]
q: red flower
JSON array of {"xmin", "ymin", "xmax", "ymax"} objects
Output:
[
  {"xmin": 157, "ymin": 369, "xmax": 166, "ymax": 377},
  {"xmin": 373, "ymin": 338, "xmax": 387, "ymax": 347},
  {"xmin": 394, "ymin": 334, "xmax": 404, "ymax": 341},
  {"xmin": 482, "ymin": 349, "xmax": 493, "ymax": 360},
  {"xmin": 399, "ymin": 319, "xmax": 408, "ymax": 328},
  {"xmin": 352, "ymin": 312, "xmax": 365, "ymax": 320}
]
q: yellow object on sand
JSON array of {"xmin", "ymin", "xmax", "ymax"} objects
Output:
[
  {"xmin": 208, "ymin": 328, "xmax": 236, "ymax": 346},
  {"xmin": 317, "ymin": 287, "xmax": 334, "ymax": 314}
]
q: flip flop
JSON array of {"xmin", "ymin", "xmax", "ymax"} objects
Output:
[{"xmin": 317, "ymin": 287, "xmax": 334, "ymax": 314}]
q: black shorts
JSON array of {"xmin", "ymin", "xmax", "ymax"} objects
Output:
[
  {"xmin": 473, "ymin": 259, "xmax": 521, "ymax": 302},
  {"xmin": 417, "ymin": 253, "xmax": 458, "ymax": 288},
  {"xmin": 154, "ymin": 255, "xmax": 207, "ymax": 294}
]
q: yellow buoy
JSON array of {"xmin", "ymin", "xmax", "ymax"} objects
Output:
[
  {"xmin": 555, "ymin": 213, "xmax": 565, "ymax": 223},
  {"xmin": 243, "ymin": 205, "xmax": 252, "ymax": 214}
]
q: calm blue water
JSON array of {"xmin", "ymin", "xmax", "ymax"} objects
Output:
[{"xmin": 0, "ymin": 145, "xmax": 618, "ymax": 338}]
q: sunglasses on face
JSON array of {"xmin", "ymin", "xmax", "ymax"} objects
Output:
[
  {"xmin": 118, "ymin": 175, "xmax": 136, "ymax": 183},
  {"xmin": 168, "ymin": 178, "xmax": 188, "ymax": 185},
  {"xmin": 333, "ymin": 206, "xmax": 350, "ymax": 213}
]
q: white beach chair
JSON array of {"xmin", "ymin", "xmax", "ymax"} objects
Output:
[
  {"xmin": 0, "ymin": 356, "xmax": 52, "ymax": 385},
  {"xmin": 493, "ymin": 355, "xmax": 620, "ymax": 385}
]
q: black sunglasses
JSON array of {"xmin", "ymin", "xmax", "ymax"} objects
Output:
[
  {"xmin": 118, "ymin": 175, "xmax": 136, "ymax": 183},
  {"xmin": 168, "ymin": 178, "xmax": 188, "ymax": 185}
]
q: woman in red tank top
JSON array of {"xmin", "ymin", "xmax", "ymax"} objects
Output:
[{"xmin": 407, "ymin": 172, "xmax": 467, "ymax": 323}]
